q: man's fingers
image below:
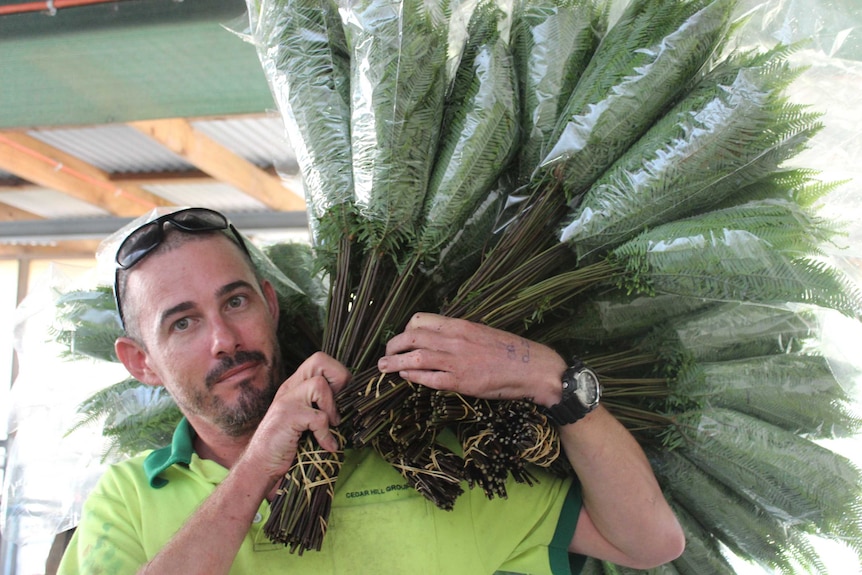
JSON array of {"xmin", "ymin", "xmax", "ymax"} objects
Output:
[
  {"xmin": 296, "ymin": 351, "xmax": 352, "ymax": 391},
  {"xmin": 307, "ymin": 374, "xmax": 342, "ymax": 426}
]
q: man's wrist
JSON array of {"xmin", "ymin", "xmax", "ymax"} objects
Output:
[
  {"xmin": 540, "ymin": 357, "xmax": 602, "ymax": 426},
  {"xmin": 534, "ymin": 352, "xmax": 568, "ymax": 409}
]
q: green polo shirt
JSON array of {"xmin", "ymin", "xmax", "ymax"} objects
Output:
[{"xmin": 59, "ymin": 419, "xmax": 584, "ymax": 575}]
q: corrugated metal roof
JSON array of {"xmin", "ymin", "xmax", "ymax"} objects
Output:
[
  {"xmin": 23, "ymin": 116, "xmax": 299, "ymax": 177},
  {"xmin": 192, "ymin": 115, "xmax": 298, "ymax": 173},
  {"xmin": 29, "ymin": 125, "xmax": 192, "ymax": 174},
  {"xmin": 0, "ymin": 188, "xmax": 111, "ymax": 218},
  {"xmin": 142, "ymin": 182, "xmax": 270, "ymax": 213}
]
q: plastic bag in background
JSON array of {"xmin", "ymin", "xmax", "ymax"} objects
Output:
[
  {"xmin": 735, "ymin": 0, "xmax": 862, "ymax": 405},
  {"xmin": 0, "ymin": 262, "xmax": 129, "ymax": 574},
  {"xmin": 735, "ymin": 0, "xmax": 862, "ymax": 276}
]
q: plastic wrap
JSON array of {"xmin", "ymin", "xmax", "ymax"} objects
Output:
[
  {"xmin": 342, "ymin": 0, "xmax": 450, "ymax": 248},
  {"xmin": 543, "ymin": 293, "xmax": 715, "ymax": 344},
  {"xmin": 245, "ymin": 0, "xmax": 354, "ymax": 252},
  {"xmin": 51, "ymin": 286, "xmax": 122, "ymax": 363},
  {"xmin": 1, "ymin": 263, "xmax": 129, "ymax": 553},
  {"xmin": 417, "ymin": 0, "xmax": 519, "ymax": 259},
  {"xmin": 69, "ymin": 378, "xmax": 182, "ymax": 462},
  {"xmin": 648, "ymin": 447, "xmax": 809, "ymax": 571},
  {"xmin": 680, "ymin": 408, "xmax": 861, "ymax": 537},
  {"xmin": 736, "ymin": 1, "xmax": 862, "ymax": 315},
  {"xmin": 510, "ymin": 0, "xmax": 605, "ymax": 182},
  {"xmin": 539, "ymin": 0, "xmax": 735, "ymax": 196},
  {"xmin": 654, "ymin": 302, "xmax": 817, "ymax": 362},
  {"xmin": 673, "ymin": 354, "xmax": 860, "ymax": 437},
  {"xmin": 560, "ymin": 49, "xmax": 819, "ymax": 259}
]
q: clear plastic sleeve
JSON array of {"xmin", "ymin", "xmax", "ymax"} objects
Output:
[
  {"xmin": 245, "ymin": 0, "xmax": 354, "ymax": 249},
  {"xmin": 2, "ymin": 264, "xmax": 129, "ymax": 550},
  {"xmin": 341, "ymin": 0, "xmax": 450, "ymax": 248}
]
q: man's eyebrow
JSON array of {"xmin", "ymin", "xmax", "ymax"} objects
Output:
[
  {"xmin": 159, "ymin": 301, "xmax": 194, "ymax": 326},
  {"xmin": 216, "ymin": 280, "xmax": 256, "ymax": 299},
  {"xmin": 157, "ymin": 282, "xmax": 254, "ymax": 326}
]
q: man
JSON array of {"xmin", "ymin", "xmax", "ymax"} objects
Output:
[{"xmin": 58, "ymin": 208, "xmax": 683, "ymax": 575}]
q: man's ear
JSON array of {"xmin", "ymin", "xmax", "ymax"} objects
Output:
[
  {"xmin": 115, "ymin": 337, "xmax": 162, "ymax": 387},
  {"xmin": 261, "ymin": 279, "xmax": 280, "ymax": 323}
]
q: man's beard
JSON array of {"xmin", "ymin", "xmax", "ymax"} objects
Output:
[{"xmin": 187, "ymin": 348, "xmax": 284, "ymax": 437}]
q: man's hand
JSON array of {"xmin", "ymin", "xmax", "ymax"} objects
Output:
[
  {"xmin": 242, "ymin": 352, "xmax": 351, "ymax": 482},
  {"xmin": 379, "ymin": 313, "xmax": 685, "ymax": 568},
  {"xmin": 378, "ymin": 313, "xmax": 566, "ymax": 407}
]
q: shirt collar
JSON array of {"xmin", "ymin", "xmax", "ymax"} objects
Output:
[{"xmin": 143, "ymin": 417, "xmax": 194, "ymax": 488}]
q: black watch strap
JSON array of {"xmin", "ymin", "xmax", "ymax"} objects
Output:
[
  {"xmin": 543, "ymin": 394, "xmax": 591, "ymax": 426},
  {"xmin": 542, "ymin": 359, "xmax": 600, "ymax": 426}
]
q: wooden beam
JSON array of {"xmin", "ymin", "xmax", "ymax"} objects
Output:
[
  {"xmin": 109, "ymin": 166, "xmax": 287, "ymax": 187},
  {"xmin": 110, "ymin": 169, "xmax": 216, "ymax": 187},
  {"xmin": 129, "ymin": 118, "xmax": 305, "ymax": 211},
  {"xmin": 1, "ymin": 170, "xmax": 216, "ymax": 194},
  {"xmin": 0, "ymin": 201, "xmax": 41, "ymax": 221},
  {"xmin": 2, "ymin": 167, "xmax": 288, "ymax": 191},
  {"xmin": 0, "ymin": 131, "xmax": 174, "ymax": 216}
]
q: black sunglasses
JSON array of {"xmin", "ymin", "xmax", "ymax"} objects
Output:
[{"xmin": 113, "ymin": 208, "xmax": 250, "ymax": 329}]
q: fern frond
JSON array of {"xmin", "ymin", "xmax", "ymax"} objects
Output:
[
  {"xmin": 541, "ymin": 0, "xmax": 736, "ymax": 196},
  {"xmin": 69, "ymin": 377, "xmax": 182, "ymax": 460},
  {"xmin": 417, "ymin": 0, "xmax": 519, "ymax": 263},
  {"xmin": 52, "ymin": 286, "xmax": 122, "ymax": 363},
  {"xmin": 561, "ymin": 47, "xmax": 823, "ymax": 259},
  {"xmin": 510, "ymin": 0, "xmax": 606, "ymax": 182},
  {"xmin": 717, "ymin": 168, "xmax": 846, "ymax": 210},
  {"xmin": 675, "ymin": 408, "xmax": 862, "ymax": 558},
  {"xmin": 668, "ymin": 499, "xmax": 736, "ymax": 574},
  {"xmin": 345, "ymin": 0, "xmax": 450, "ymax": 252},
  {"xmin": 248, "ymin": 0, "xmax": 354, "ymax": 264},
  {"xmin": 647, "ymin": 302, "xmax": 816, "ymax": 362},
  {"xmin": 673, "ymin": 354, "xmax": 862, "ymax": 437},
  {"xmin": 649, "ymin": 447, "xmax": 828, "ymax": 573},
  {"xmin": 610, "ymin": 200, "xmax": 862, "ymax": 317}
]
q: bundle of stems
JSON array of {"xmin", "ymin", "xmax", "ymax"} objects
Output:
[{"xmin": 238, "ymin": 0, "xmax": 862, "ymax": 567}]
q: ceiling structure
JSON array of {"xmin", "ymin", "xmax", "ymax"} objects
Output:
[{"xmin": 0, "ymin": 0, "xmax": 309, "ymax": 260}]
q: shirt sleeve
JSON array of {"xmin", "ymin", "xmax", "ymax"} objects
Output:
[
  {"xmin": 470, "ymin": 469, "xmax": 584, "ymax": 575},
  {"xmin": 57, "ymin": 466, "xmax": 148, "ymax": 575}
]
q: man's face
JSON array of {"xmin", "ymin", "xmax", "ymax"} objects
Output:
[{"xmin": 121, "ymin": 234, "xmax": 282, "ymax": 437}]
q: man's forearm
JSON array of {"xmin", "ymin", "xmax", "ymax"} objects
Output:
[
  {"xmin": 559, "ymin": 406, "xmax": 683, "ymax": 568},
  {"xmin": 138, "ymin": 457, "xmax": 273, "ymax": 575}
]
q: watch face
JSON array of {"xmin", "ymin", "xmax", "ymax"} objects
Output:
[{"xmin": 574, "ymin": 369, "xmax": 600, "ymax": 406}]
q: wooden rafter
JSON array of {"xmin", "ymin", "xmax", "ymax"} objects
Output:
[
  {"xmin": 0, "ymin": 131, "xmax": 174, "ymax": 216},
  {"xmin": 0, "ymin": 201, "xmax": 41, "ymax": 221},
  {"xmin": 129, "ymin": 118, "xmax": 305, "ymax": 212}
]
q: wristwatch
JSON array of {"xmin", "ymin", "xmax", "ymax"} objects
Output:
[{"xmin": 542, "ymin": 358, "xmax": 601, "ymax": 426}]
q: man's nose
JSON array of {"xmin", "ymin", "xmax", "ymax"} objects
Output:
[{"xmin": 210, "ymin": 315, "xmax": 241, "ymax": 356}]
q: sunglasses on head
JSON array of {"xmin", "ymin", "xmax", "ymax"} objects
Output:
[{"xmin": 113, "ymin": 208, "xmax": 251, "ymax": 329}]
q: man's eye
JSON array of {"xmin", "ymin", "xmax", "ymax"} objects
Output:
[
  {"xmin": 172, "ymin": 317, "xmax": 190, "ymax": 332},
  {"xmin": 228, "ymin": 295, "xmax": 246, "ymax": 308}
]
